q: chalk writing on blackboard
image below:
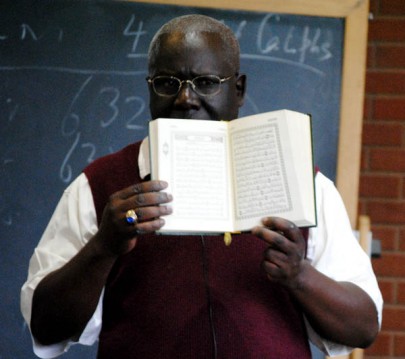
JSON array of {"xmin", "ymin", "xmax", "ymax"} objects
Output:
[
  {"xmin": 0, "ymin": 13, "xmax": 335, "ymax": 76},
  {"xmin": 256, "ymin": 14, "xmax": 333, "ymax": 63},
  {"xmin": 124, "ymin": 15, "xmax": 148, "ymax": 58},
  {"xmin": 0, "ymin": 23, "xmax": 63, "ymax": 41},
  {"xmin": 59, "ymin": 76, "xmax": 147, "ymax": 183}
]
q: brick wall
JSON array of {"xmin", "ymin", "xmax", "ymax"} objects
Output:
[{"xmin": 360, "ymin": 0, "xmax": 405, "ymax": 357}]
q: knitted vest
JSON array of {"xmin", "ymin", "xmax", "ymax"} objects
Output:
[{"xmin": 84, "ymin": 141, "xmax": 311, "ymax": 359}]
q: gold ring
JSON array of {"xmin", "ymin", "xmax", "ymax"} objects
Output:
[{"xmin": 125, "ymin": 209, "xmax": 138, "ymax": 224}]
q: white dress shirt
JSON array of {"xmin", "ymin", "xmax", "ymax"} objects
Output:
[{"xmin": 21, "ymin": 139, "xmax": 383, "ymax": 359}]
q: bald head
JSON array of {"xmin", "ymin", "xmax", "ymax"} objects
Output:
[{"xmin": 148, "ymin": 14, "xmax": 240, "ymax": 73}]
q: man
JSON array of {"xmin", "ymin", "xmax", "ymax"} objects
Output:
[{"xmin": 21, "ymin": 14, "xmax": 382, "ymax": 358}]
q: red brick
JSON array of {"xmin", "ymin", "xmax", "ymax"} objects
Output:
[
  {"xmin": 363, "ymin": 97, "xmax": 373, "ymax": 119},
  {"xmin": 358, "ymin": 200, "xmax": 367, "ymax": 216},
  {"xmin": 370, "ymin": 149, "xmax": 405, "ymax": 171},
  {"xmin": 381, "ymin": 306, "xmax": 405, "ymax": 331},
  {"xmin": 367, "ymin": 44, "xmax": 377, "ymax": 68},
  {"xmin": 372, "ymin": 225, "xmax": 397, "ymax": 251},
  {"xmin": 373, "ymin": 253, "xmax": 405, "ymax": 276},
  {"xmin": 362, "ymin": 123, "xmax": 403, "ymax": 146},
  {"xmin": 369, "ymin": 0, "xmax": 378, "ymax": 16},
  {"xmin": 364, "ymin": 331, "xmax": 392, "ymax": 356},
  {"xmin": 378, "ymin": 278, "xmax": 395, "ymax": 303},
  {"xmin": 368, "ymin": 201, "xmax": 405, "ymax": 225},
  {"xmin": 373, "ymin": 97, "xmax": 405, "ymax": 120},
  {"xmin": 360, "ymin": 174, "xmax": 401, "ymax": 198},
  {"xmin": 361, "ymin": 7, "xmax": 405, "ymax": 355},
  {"xmin": 368, "ymin": 19, "xmax": 405, "ymax": 42},
  {"xmin": 366, "ymin": 70, "xmax": 405, "ymax": 94},
  {"xmin": 380, "ymin": 0, "xmax": 405, "ymax": 16},
  {"xmin": 398, "ymin": 282, "xmax": 405, "ymax": 304},
  {"xmin": 394, "ymin": 333, "xmax": 405, "ymax": 356},
  {"xmin": 398, "ymin": 228, "xmax": 405, "ymax": 251},
  {"xmin": 360, "ymin": 148, "xmax": 370, "ymax": 171},
  {"xmin": 376, "ymin": 45, "xmax": 405, "ymax": 68}
]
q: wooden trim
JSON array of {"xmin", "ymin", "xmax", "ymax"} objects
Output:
[
  {"xmin": 126, "ymin": 0, "xmax": 365, "ymax": 17},
  {"xmin": 336, "ymin": 0, "xmax": 369, "ymax": 226},
  {"xmin": 125, "ymin": 0, "xmax": 370, "ymax": 226}
]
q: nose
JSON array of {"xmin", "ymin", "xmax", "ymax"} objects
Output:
[{"xmin": 173, "ymin": 82, "xmax": 201, "ymax": 110}]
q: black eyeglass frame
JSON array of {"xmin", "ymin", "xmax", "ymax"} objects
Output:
[{"xmin": 146, "ymin": 74, "xmax": 235, "ymax": 97}]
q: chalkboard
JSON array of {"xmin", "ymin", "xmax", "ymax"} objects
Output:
[{"xmin": 0, "ymin": 0, "xmax": 354, "ymax": 358}]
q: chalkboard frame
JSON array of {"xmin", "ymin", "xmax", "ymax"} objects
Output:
[{"xmin": 130, "ymin": 0, "xmax": 370, "ymax": 227}]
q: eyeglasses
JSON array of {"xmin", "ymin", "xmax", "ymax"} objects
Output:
[{"xmin": 146, "ymin": 74, "xmax": 234, "ymax": 97}]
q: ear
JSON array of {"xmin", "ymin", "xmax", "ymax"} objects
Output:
[{"xmin": 235, "ymin": 74, "xmax": 246, "ymax": 108}]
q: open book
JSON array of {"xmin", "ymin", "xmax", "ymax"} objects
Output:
[{"xmin": 149, "ymin": 109, "xmax": 316, "ymax": 234}]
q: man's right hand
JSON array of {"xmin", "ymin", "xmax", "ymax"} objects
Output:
[{"xmin": 96, "ymin": 180, "xmax": 173, "ymax": 256}]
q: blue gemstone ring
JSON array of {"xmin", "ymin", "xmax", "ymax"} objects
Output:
[{"xmin": 125, "ymin": 209, "xmax": 138, "ymax": 225}]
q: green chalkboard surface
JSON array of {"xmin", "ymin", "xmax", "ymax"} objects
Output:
[{"xmin": 0, "ymin": 1, "xmax": 343, "ymax": 357}]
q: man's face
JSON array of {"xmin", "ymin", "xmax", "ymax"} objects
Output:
[{"xmin": 148, "ymin": 32, "xmax": 245, "ymax": 120}]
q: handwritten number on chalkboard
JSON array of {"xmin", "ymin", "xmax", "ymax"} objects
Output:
[
  {"xmin": 58, "ymin": 77, "xmax": 146, "ymax": 183},
  {"xmin": 62, "ymin": 76, "xmax": 93, "ymax": 137},
  {"xmin": 60, "ymin": 132, "xmax": 80, "ymax": 183},
  {"xmin": 60, "ymin": 137, "xmax": 97, "ymax": 183},
  {"xmin": 99, "ymin": 87, "xmax": 120, "ymax": 128},
  {"xmin": 81, "ymin": 143, "xmax": 97, "ymax": 163},
  {"xmin": 123, "ymin": 15, "xmax": 147, "ymax": 57},
  {"xmin": 62, "ymin": 113, "xmax": 80, "ymax": 137},
  {"xmin": 125, "ymin": 96, "xmax": 145, "ymax": 130}
]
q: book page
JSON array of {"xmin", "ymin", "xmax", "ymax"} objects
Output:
[
  {"xmin": 232, "ymin": 123, "xmax": 292, "ymax": 220},
  {"xmin": 171, "ymin": 131, "xmax": 229, "ymax": 219},
  {"xmin": 149, "ymin": 119, "xmax": 234, "ymax": 233},
  {"xmin": 229, "ymin": 110, "xmax": 314, "ymax": 230}
]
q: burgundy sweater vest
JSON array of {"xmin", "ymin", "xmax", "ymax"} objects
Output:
[{"xmin": 84, "ymin": 142, "xmax": 311, "ymax": 359}]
